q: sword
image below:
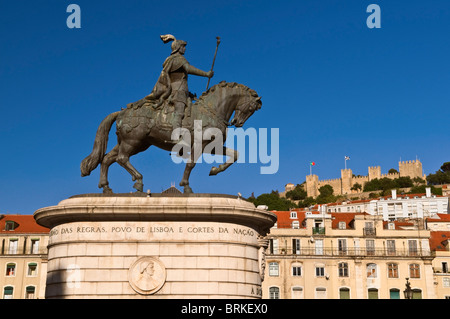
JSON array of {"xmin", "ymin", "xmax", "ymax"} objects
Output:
[{"xmin": 206, "ymin": 36, "xmax": 221, "ymax": 91}]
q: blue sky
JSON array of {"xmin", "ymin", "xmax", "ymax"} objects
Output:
[{"xmin": 1, "ymin": 0, "xmax": 449, "ymax": 214}]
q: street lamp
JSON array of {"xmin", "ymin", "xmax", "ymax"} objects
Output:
[{"xmin": 403, "ymin": 277, "xmax": 413, "ymax": 299}]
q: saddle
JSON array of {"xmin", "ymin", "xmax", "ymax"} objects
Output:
[{"xmin": 124, "ymin": 95, "xmax": 194, "ymax": 132}]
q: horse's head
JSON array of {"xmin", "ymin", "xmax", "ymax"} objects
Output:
[{"xmin": 230, "ymin": 88, "xmax": 262, "ymax": 127}]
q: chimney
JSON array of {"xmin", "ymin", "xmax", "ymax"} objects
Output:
[
  {"xmin": 391, "ymin": 189, "xmax": 397, "ymax": 200},
  {"xmin": 426, "ymin": 187, "xmax": 431, "ymax": 198}
]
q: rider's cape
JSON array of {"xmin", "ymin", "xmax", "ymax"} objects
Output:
[{"xmin": 149, "ymin": 53, "xmax": 189, "ymax": 106}]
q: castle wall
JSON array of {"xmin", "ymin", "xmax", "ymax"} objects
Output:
[{"xmin": 302, "ymin": 160, "xmax": 426, "ymax": 198}]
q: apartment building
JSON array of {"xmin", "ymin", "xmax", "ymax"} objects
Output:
[
  {"xmin": 262, "ymin": 209, "xmax": 441, "ymax": 299},
  {"xmin": 0, "ymin": 214, "xmax": 49, "ymax": 299},
  {"xmin": 325, "ymin": 188, "xmax": 449, "ymax": 221}
]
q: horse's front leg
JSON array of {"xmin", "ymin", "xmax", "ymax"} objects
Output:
[
  {"xmin": 209, "ymin": 147, "xmax": 239, "ymax": 176},
  {"xmin": 179, "ymin": 144, "xmax": 202, "ymax": 193}
]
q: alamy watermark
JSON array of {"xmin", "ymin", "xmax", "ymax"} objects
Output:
[
  {"xmin": 366, "ymin": 4, "xmax": 381, "ymax": 29},
  {"xmin": 66, "ymin": 4, "xmax": 81, "ymax": 29},
  {"xmin": 66, "ymin": 264, "xmax": 81, "ymax": 288},
  {"xmin": 170, "ymin": 120, "xmax": 279, "ymax": 175}
]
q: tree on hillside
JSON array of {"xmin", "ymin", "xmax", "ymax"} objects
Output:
[
  {"xmin": 408, "ymin": 185, "xmax": 442, "ymax": 196},
  {"xmin": 441, "ymin": 162, "xmax": 450, "ymax": 173},
  {"xmin": 247, "ymin": 190, "xmax": 297, "ymax": 211},
  {"xmin": 363, "ymin": 177, "xmax": 413, "ymax": 193},
  {"xmin": 316, "ymin": 185, "xmax": 337, "ymax": 204},
  {"xmin": 286, "ymin": 184, "xmax": 307, "ymax": 201},
  {"xmin": 427, "ymin": 162, "xmax": 450, "ymax": 185}
]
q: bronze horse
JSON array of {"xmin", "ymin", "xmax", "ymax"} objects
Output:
[{"xmin": 80, "ymin": 81, "xmax": 262, "ymax": 194}]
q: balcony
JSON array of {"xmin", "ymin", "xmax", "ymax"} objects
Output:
[
  {"xmin": 363, "ymin": 227, "xmax": 377, "ymax": 237},
  {"xmin": 267, "ymin": 246, "xmax": 432, "ymax": 257},
  {"xmin": 0, "ymin": 245, "xmax": 47, "ymax": 256},
  {"xmin": 312, "ymin": 227, "xmax": 325, "ymax": 235}
]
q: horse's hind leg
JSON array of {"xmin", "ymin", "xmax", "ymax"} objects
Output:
[
  {"xmin": 209, "ymin": 147, "xmax": 239, "ymax": 176},
  {"xmin": 116, "ymin": 142, "xmax": 147, "ymax": 192},
  {"xmin": 99, "ymin": 145, "xmax": 119, "ymax": 193}
]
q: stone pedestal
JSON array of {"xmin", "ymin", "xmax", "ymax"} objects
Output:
[{"xmin": 34, "ymin": 194, "xmax": 276, "ymax": 299}]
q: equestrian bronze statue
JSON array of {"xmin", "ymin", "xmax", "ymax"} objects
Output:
[{"xmin": 80, "ymin": 35, "xmax": 262, "ymax": 194}]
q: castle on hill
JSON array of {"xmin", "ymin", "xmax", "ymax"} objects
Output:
[{"xmin": 285, "ymin": 159, "xmax": 427, "ymax": 198}]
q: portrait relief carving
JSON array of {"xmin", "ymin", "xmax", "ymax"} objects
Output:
[{"xmin": 128, "ymin": 256, "xmax": 166, "ymax": 295}]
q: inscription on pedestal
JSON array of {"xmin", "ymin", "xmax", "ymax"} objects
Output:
[{"xmin": 49, "ymin": 222, "xmax": 258, "ymax": 244}]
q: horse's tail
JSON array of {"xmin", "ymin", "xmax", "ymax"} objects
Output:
[{"xmin": 81, "ymin": 111, "xmax": 120, "ymax": 177}]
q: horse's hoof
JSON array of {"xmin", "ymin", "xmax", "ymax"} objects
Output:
[
  {"xmin": 103, "ymin": 186, "xmax": 114, "ymax": 194},
  {"xmin": 133, "ymin": 181, "xmax": 144, "ymax": 193},
  {"xmin": 183, "ymin": 186, "xmax": 193, "ymax": 194},
  {"xmin": 209, "ymin": 167, "xmax": 219, "ymax": 176}
]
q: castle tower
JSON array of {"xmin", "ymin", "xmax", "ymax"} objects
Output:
[
  {"xmin": 341, "ymin": 169, "xmax": 353, "ymax": 195},
  {"xmin": 306, "ymin": 174, "xmax": 319, "ymax": 198},
  {"xmin": 368, "ymin": 166, "xmax": 381, "ymax": 181},
  {"xmin": 399, "ymin": 160, "xmax": 426, "ymax": 180}
]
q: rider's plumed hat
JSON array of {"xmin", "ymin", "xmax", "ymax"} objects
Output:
[{"xmin": 160, "ymin": 34, "xmax": 187, "ymax": 55}]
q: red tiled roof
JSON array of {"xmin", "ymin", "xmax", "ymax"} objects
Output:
[
  {"xmin": 330, "ymin": 212, "xmax": 367, "ymax": 229},
  {"xmin": 0, "ymin": 214, "xmax": 50, "ymax": 234},
  {"xmin": 271, "ymin": 210, "xmax": 307, "ymax": 228},
  {"xmin": 382, "ymin": 220, "xmax": 415, "ymax": 229},
  {"xmin": 429, "ymin": 231, "xmax": 450, "ymax": 251},
  {"xmin": 427, "ymin": 214, "xmax": 450, "ymax": 222}
]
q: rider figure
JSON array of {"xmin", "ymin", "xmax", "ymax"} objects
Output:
[{"xmin": 146, "ymin": 34, "xmax": 214, "ymax": 130}]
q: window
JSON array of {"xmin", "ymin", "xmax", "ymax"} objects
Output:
[
  {"xmin": 27, "ymin": 263, "xmax": 37, "ymax": 276},
  {"xmin": 366, "ymin": 239, "xmax": 375, "ymax": 256},
  {"xmin": 269, "ymin": 262, "xmax": 279, "ymax": 277},
  {"xmin": 339, "ymin": 288, "xmax": 350, "ymax": 299},
  {"xmin": 389, "ymin": 288, "xmax": 400, "ymax": 299},
  {"xmin": 292, "ymin": 263, "xmax": 302, "ymax": 277},
  {"xmin": 338, "ymin": 262, "xmax": 349, "ymax": 277},
  {"xmin": 5, "ymin": 221, "xmax": 16, "ymax": 231},
  {"xmin": 30, "ymin": 239, "xmax": 40, "ymax": 254},
  {"xmin": 388, "ymin": 263, "xmax": 399, "ymax": 278},
  {"xmin": 25, "ymin": 286, "xmax": 35, "ymax": 299},
  {"xmin": 291, "ymin": 221, "xmax": 300, "ymax": 229},
  {"xmin": 338, "ymin": 239, "xmax": 347, "ymax": 255},
  {"xmin": 290, "ymin": 211, "xmax": 297, "ymax": 219},
  {"xmin": 388, "ymin": 223, "xmax": 395, "ymax": 230},
  {"xmin": 412, "ymin": 289, "xmax": 422, "ymax": 299},
  {"xmin": 443, "ymin": 262, "xmax": 448, "ymax": 273},
  {"xmin": 365, "ymin": 222, "xmax": 375, "ymax": 235},
  {"xmin": 269, "ymin": 239, "xmax": 278, "ymax": 254},
  {"xmin": 315, "ymin": 287, "xmax": 327, "ymax": 299},
  {"xmin": 269, "ymin": 287, "xmax": 279, "ymax": 299},
  {"xmin": 3, "ymin": 286, "xmax": 13, "ymax": 299},
  {"xmin": 368, "ymin": 288, "xmax": 378, "ymax": 299},
  {"xmin": 409, "ymin": 263, "xmax": 420, "ymax": 278},
  {"xmin": 408, "ymin": 240, "xmax": 418, "ymax": 256},
  {"xmin": 6, "ymin": 263, "xmax": 16, "ymax": 276},
  {"xmin": 443, "ymin": 277, "xmax": 450, "ymax": 288},
  {"xmin": 387, "ymin": 240, "xmax": 396, "ymax": 256},
  {"xmin": 291, "ymin": 286, "xmax": 303, "ymax": 299},
  {"xmin": 8, "ymin": 239, "xmax": 18, "ymax": 254},
  {"xmin": 292, "ymin": 239, "xmax": 300, "ymax": 254},
  {"xmin": 315, "ymin": 264, "xmax": 325, "ymax": 277},
  {"xmin": 367, "ymin": 263, "xmax": 377, "ymax": 278},
  {"xmin": 315, "ymin": 239, "xmax": 323, "ymax": 255},
  {"xmin": 338, "ymin": 221, "xmax": 346, "ymax": 230}
]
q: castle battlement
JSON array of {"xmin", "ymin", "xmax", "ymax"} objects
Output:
[
  {"xmin": 380, "ymin": 172, "xmax": 400, "ymax": 179},
  {"xmin": 319, "ymin": 178, "xmax": 341, "ymax": 183}
]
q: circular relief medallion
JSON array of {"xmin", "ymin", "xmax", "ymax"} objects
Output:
[{"xmin": 128, "ymin": 256, "xmax": 166, "ymax": 295}]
